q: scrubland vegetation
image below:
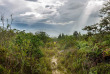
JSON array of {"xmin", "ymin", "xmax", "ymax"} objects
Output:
[
  {"xmin": 0, "ymin": 1, "xmax": 110, "ymax": 74},
  {"xmin": 57, "ymin": 1, "xmax": 110, "ymax": 74}
]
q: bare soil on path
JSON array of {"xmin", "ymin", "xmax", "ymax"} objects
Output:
[
  {"xmin": 51, "ymin": 49, "xmax": 67, "ymax": 74},
  {"xmin": 51, "ymin": 56, "xmax": 61, "ymax": 74}
]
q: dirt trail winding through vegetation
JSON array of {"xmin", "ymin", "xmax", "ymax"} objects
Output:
[
  {"xmin": 51, "ymin": 49, "xmax": 67, "ymax": 74},
  {"xmin": 51, "ymin": 56, "xmax": 60, "ymax": 74}
]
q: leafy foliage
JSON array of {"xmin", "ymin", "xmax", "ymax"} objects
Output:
[
  {"xmin": 0, "ymin": 1, "xmax": 110, "ymax": 74},
  {"xmin": 0, "ymin": 28, "xmax": 52, "ymax": 74}
]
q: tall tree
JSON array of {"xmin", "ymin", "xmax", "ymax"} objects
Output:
[
  {"xmin": 58, "ymin": 34, "xmax": 62, "ymax": 39},
  {"xmin": 62, "ymin": 33, "xmax": 65, "ymax": 38},
  {"xmin": 10, "ymin": 14, "xmax": 13, "ymax": 30},
  {"xmin": 83, "ymin": 1, "xmax": 110, "ymax": 34},
  {"xmin": 73, "ymin": 31, "xmax": 79, "ymax": 37},
  {"xmin": 1, "ymin": 15, "xmax": 5, "ymax": 30}
]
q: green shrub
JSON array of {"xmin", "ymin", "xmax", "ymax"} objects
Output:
[{"xmin": 89, "ymin": 63, "xmax": 110, "ymax": 74}]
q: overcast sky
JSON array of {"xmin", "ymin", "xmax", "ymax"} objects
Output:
[{"xmin": 0, "ymin": 0, "xmax": 107, "ymax": 37}]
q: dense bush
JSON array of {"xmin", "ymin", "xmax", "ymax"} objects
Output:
[
  {"xmin": 57, "ymin": 32, "xmax": 110, "ymax": 74},
  {"xmin": 0, "ymin": 28, "xmax": 52, "ymax": 74}
]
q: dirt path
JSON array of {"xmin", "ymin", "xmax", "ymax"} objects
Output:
[
  {"xmin": 51, "ymin": 50, "xmax": 67, "ymax": 74},
  {"xmin": 51, "ymin": 56, "xmax": 60, "ymax": 74}
]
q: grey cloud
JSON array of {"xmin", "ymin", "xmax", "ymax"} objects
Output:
[
  {"xmin": 42, "ymin": 11, "xmax": 54, "ymax": 14},
  {"xmin": 24, "ymin": 14, "xmax": 35, "ymax": 19},
  {"xmin": 67, "ymin": 3, "xmax": 85, "ymax": 10},
  {"xmin": 45, "ymin": 5, "xmax": 50, "ymax": 8},
  {"xmin": 25, "ymin": 0, "xmax": 38, "ymax": 2},
  {"xmin": 51, "ymin": 0, "xmax": 86, "ymax": 23},
  {"xmin": 45, "ymin": 5, "xmax": 55, "ymax": 9},
  {"xmin": 0, "ymin": 0, "xmax": 31, "ymax": 16},
  {"xmin": 0, "ymin": 0, "xmax": 106, "ymax": 36},
  {"xmin": 89, "ymin": 11, "xmax": 99, "ymax": 18}
]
